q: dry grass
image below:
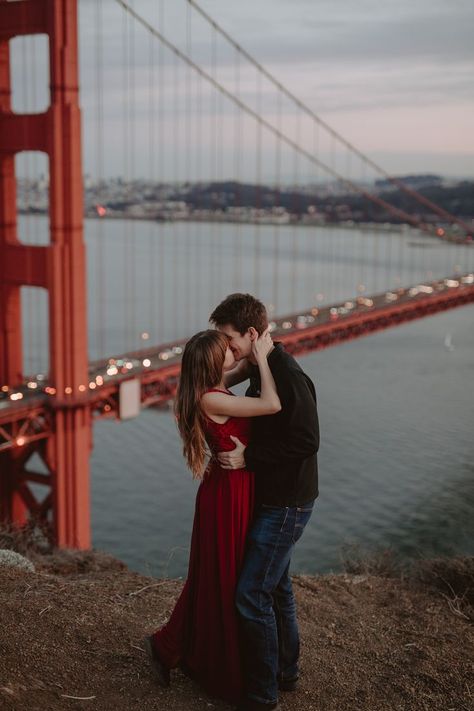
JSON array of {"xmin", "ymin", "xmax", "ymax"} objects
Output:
[
  {"xmin": 0, "ymin": 527, "xmax": 473, "ymax": 710},
  {"xmin": 0, "ymin": 521, "xmax": 52, "ymax": 557},
  {"xmin": 340, "ymin": 543, "xmax": 402, "ymax": 578},
  {"xmin": 414, "ymin": 556, "xmax": 474, "ymax": 622}
]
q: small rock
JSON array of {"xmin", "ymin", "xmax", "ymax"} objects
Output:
[
  {"xmin": 0, "ymin": 549, "xmax": 35, "ymax": 572},
  {"xmin": 352, "ymin": 574, "xmax": 369, "ymax": 584}
]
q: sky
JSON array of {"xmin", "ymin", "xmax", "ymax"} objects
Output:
[
  {"xmin": 11, "ymin": 0, "xmax": 474, "ymax": 181},
  {"xmin": 191, "ymin": 0, "xmax": 474, "ymax": 179}
]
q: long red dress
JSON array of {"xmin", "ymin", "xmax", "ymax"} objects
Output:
[{"xmin": 151, "ymin": 390, "xmax": 254, "ymax": 702}]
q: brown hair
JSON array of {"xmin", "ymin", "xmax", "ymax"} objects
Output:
[
  {"xmin": 209, "ymin": 293, "xmax": 268, "ymax": 335},
  {"xmin": 174, "ymin": 329, "xmax": 229, "ymax": 478}
]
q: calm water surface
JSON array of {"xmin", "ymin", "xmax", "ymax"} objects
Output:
[
  {"xmin": 90, "ymin": 305, "xmax": 474, "ymax": 578},
  {"xmin": 19, "ymin": 216, "xmax": 474, "ymax": 576}
]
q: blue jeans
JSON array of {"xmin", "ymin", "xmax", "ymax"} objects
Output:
[{"xmin": 235, "ymin": 501, "xmax": 314, "ymax": 705}]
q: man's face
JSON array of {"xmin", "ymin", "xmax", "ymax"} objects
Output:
[{"xmin": 217, "ymin": 324, "xmax": 253, "ymax": 361}]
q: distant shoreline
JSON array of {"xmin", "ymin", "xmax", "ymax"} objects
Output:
[
  {"xmin": 21, "ymin": 210, "xmax": 471, "ymax": 243},
  {"xmin": 20, "ymin": 208, "xmax": 422, "ymax": 235}
]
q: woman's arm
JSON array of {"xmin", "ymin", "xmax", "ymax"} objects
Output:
[
  {"xmin": 202, "ymin": 332, "xmax": 281, "ymax": 418},
  {"xmin": 223, "ymin": 358, "xmax": 251, "ymax": 388}
]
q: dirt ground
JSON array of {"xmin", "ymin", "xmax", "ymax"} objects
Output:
[{"xmin": 0, "ymin": 547, "xmax": 473, "ymax": 711}]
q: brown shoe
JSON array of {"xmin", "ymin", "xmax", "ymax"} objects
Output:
[{"xmin": 143, "ymin": 635, "xmax": 170, "ymax": 687}]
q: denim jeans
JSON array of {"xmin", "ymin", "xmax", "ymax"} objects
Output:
[{"xmin": 235, "ymin": 501, "xmax": 314, "ymax": 705}]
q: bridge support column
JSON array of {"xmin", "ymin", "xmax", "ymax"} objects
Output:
[{"xmin": 0, "ymin": 0, "xmax": 91, "ymax": 548}]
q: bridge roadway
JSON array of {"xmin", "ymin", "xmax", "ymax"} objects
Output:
[{"xmin": 1, "ymin": 274, "xmax": 473, "ymax": 452}]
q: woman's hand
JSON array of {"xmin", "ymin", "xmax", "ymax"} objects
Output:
[{"xmin": 251, "ymin": 328, "xmax": 273, "ymax": 361}]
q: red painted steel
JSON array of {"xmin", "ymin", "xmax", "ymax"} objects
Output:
[
  {"xmin": 2, "ymin": 285, "xmax": 471, "ymax": 438},
  {"xmin": 0, "ymin": 2, "xmax": 29, "ymax": 527},
  {"xmin": 58, "ymin": 284, "xmax": 474, "ymax": 415},
  {"xmin": 278, "ymin": 287, "xmax": 474, "ymax": 355},
  {"xmin": 0, "ymin": 0, "xmax": 91, "ymax": 548}
]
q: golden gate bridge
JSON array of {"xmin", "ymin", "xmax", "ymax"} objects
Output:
[{"xmin": 0, "ymin": 0, "xmax": 473, "ymax": 549}]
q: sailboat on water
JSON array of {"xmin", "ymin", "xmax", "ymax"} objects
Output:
[{"xmin": 444, "ymin": 333, "xmax": 454, "ymax": 351}]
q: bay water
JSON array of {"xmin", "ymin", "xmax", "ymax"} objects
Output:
[{"xmin": 19, "ymin": 216, "xmax": 474, "ymax": 577}]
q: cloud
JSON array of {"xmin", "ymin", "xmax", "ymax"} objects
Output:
[
  {"xmin": 297, "ymin": 62, "xmax": 474, "ymax": 112},
  {"xmin": 197, "ymin": 0, "xmax": 474, "ymax": 66},
  {"xmin": 9, "ymin": 0, "xmax": 474, "ymax": 177}
]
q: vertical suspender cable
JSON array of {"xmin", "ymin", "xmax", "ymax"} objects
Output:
[
  {"xmin": 313, "ymin": 118, "xmax": 322, "ymax": 309},
  {"xmin": 31, "ymin": 34, "xmax": 41, "ymax": 374},
  {"xmin": 158, "ymin": 0, "xmax": 165, "ymax": 345},
  {"xmin": 147, "ymin": 30, "xmax": 154, "ymax": 339},
  {"xmin": 304, "ymin": 149, "xmax": 312, "ymax": 309},
  {"xmin": 423, "ymin": 190, "xmax": 430, "ymax": 284},
  {"xmin": 209, "ymin": 28, "xmax": 215, "ymax": 305},
  {"xmin": 232, "ymin": 47, "xmax": 241, "ymax": 291},
  {"xmin": 372, "ymin": 179, "xmax": 379, "ymax": 297},
  {"xmin": 271, "ymin": 91, "xmax": 282, "ymax": 316},
  {"xmin": 195, "ymin": 69, "xmax": 204, "ymax": 325},
  {"xmin": 216, "ymin": 33, "xmax": 224, "ymax": 301},
  {"xmin": 122, "ymin": 6, "xmax": 129, "ymax": 352},
  {"xmin": 129, "ymin": 1, "xmax": 137, "ymax": 349},
  {"xmin": 21, "ymin": 24, "xmax": 33, "ymax": 376},
  {"xmin": 253, "ymin": 68, "xmax": 262, "ymax": 297},
  {"xmin": 396, "ymin": 177, "xmax": 404, "ymax": 291},
  {"xmin": 172, "ymin": 52, "xmax": 179, "ymax": 338},
  {"xmin": 343, "ymin": 147, "xmax": 352, "ymax": 302},
  {"xmin": 385, "ymin": 170, "xmax": 393, "ymax": 300},
  {"xmin": 184, "ymin": 0, "xmax": 192, "ymax": 334},
  {"xmin": 289, "ymin": 112, "xmax": 300, "ymax": 313},
  {"xmin": 189, "ymin": 2, "xmax": 202, "ymax": 329},
  {"xmin": 148, "ymin": 26, "xmax": 157, "ymax": 346},
  {"xmin": 95, "ymin": 0, "xmax": 105, "ymax": 360},
  {"xmin": 358, "ymin": 159, "xmax": 367, "ymax": 299},
  {"xmin": 329, "ymin": 132, "xmax": 336, "ymax": 302},
  {"xmin": 210, "ymin": 24, "xmax": 218, "ymax": 305}
]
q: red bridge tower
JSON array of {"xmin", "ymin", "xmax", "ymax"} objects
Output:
[{"xmin": 0, "ymin": 0, "xmax": 91, "ymax": 547}]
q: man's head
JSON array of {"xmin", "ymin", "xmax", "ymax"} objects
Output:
[{"xmin": 209, "ymin": 293, "xmax": 268, "ymax": 361}]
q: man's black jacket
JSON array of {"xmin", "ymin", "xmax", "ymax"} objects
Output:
[{"xmin": 243, "ymin": 342, "xmax": 319, "ymax": 507}]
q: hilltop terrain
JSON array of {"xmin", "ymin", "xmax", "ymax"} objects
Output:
[{"xmin": 0, "ymin": 542, "xmax": 472, "ymax": 711}]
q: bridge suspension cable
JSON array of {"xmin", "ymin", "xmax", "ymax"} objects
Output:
[
  {"xmin": 113, "ymin": 0, "xmax": 470, "ymax": 239},
  {"xmin": 186, "ymin": 0, "xmax": 472, "ymax": 237}
]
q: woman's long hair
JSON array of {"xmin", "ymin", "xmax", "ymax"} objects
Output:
[{"xmin": 175, "ymin": 330, "xmax": 229, "ymax": 478}]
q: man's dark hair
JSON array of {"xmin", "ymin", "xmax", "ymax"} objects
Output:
[{"xmin": 209, "ymin": 293, "xmax": 268, "ymax": 335}]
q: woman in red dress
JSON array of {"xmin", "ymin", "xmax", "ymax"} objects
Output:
[{"xmin": 144, "ymin": 328, "xmax": 280, "ymax": 703}]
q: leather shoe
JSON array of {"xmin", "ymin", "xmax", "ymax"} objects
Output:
[
  {"xmin": 143, "ymin": 635, "xmax": 170, "ymax": 687},
  {"xmin": 235, "ymin": 699, "xmax": 279, "ymax": 711}
]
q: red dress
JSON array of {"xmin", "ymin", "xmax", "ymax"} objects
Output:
[{"xmin": 152, "ymin": 390, "xmax": 254, "ymax": 702}]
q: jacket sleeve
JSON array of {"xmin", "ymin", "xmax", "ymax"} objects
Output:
[{"xmin": 244, "ymin": 370, "xmax": 319, "ymax": 468}]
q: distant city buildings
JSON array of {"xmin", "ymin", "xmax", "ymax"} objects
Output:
[{"xmin": 16, "ymin": 174, "xmax": 474, "ymax": 233}]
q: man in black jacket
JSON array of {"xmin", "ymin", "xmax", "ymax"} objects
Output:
[{"xmin": 210, "ymin": 293, "xmax": 319, "ymax": 711}]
